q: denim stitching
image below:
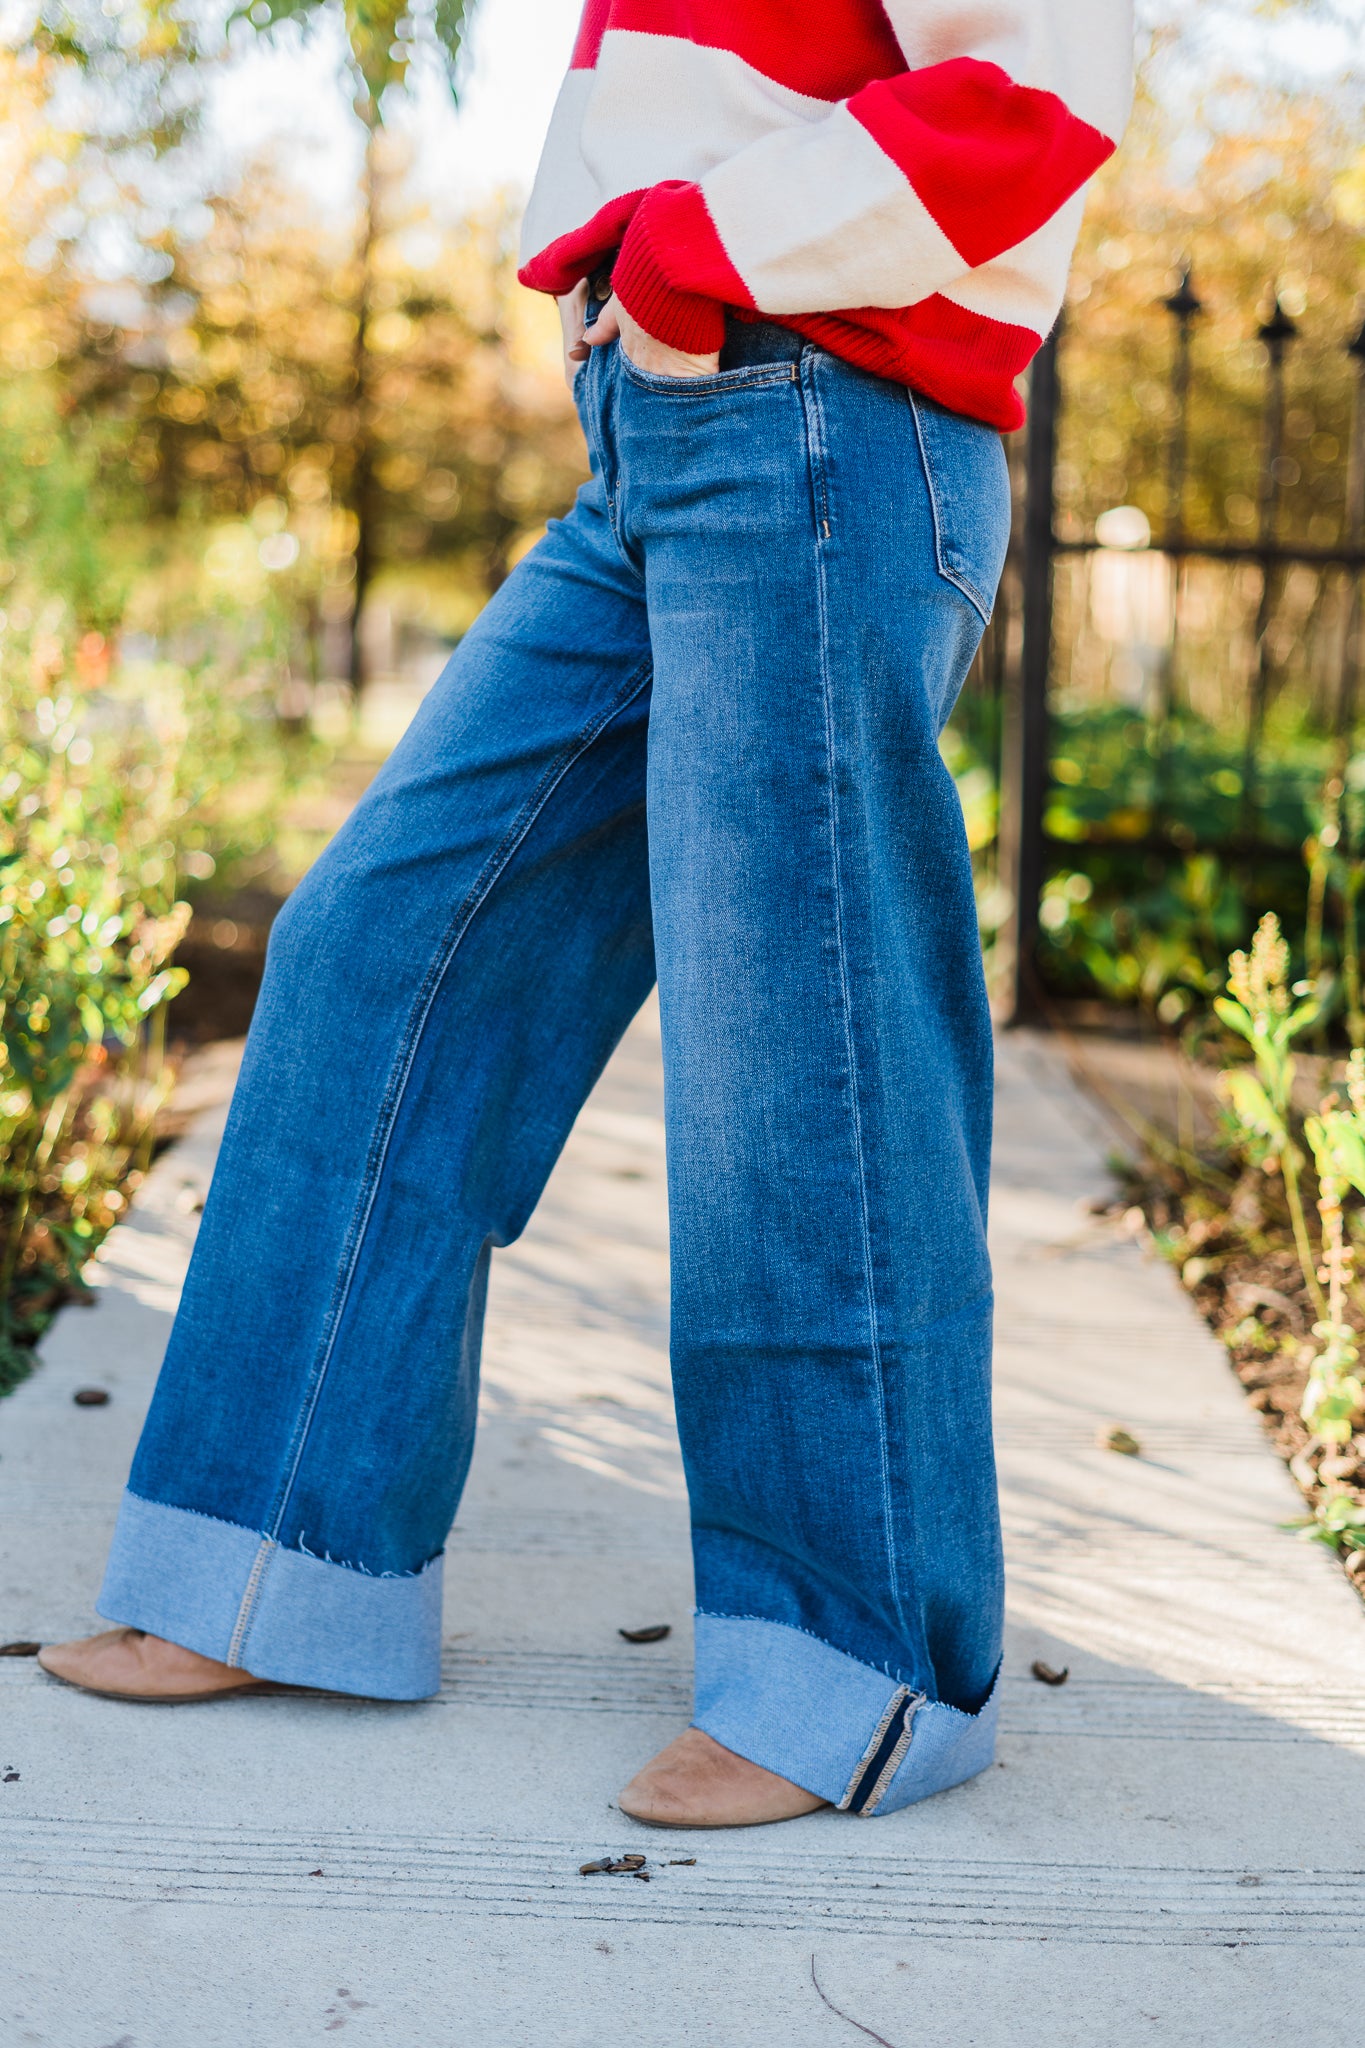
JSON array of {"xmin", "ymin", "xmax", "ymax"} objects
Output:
[
  {"xmin": 123, "ymin": 1488, "xmax": 258, "ymax": 1538},
  {"xmin": 227, "ymin": 1538, "xmax": 276, "ymax": 1666},
  {"xmin": 836, "ymin": 1685, "xmax": 915, "ymax": 1811},
  {"xmin": 798, "ymin": 347, "xmax": 832, "ymax": 540},
  {"xmin": 579, "ymin": 351, "xmax": 640, "ymax": 582},
  {"xmin": 797, "ymin": 365, "xmax": 913, "ymax": 1652},
  {"xmin": 694, "ymin": 1610, "xmax": 918, "ymax": 1695},
  {"xmin": 227, "ymin": 655, "xmax": 656, "ymax": 1664},
  {"xmin": 906, "ymin": 390, "xmax": 994, "ymax": 624},
  {"xmin": 295, "ymin": 1531, "xmax": 442, "ymax": 1578},
  {"xmin": 619, "ymin": 356, "xmax": 797, "ymax": 398},
  {"xmin": 122, "ymin": 1488, "xmax": 441, "ymax": 1580},
  {"xmin": 850, "ymin": 1693, "xmax": 925, "ymax": 1816}
]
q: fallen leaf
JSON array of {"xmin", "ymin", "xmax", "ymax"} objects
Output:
[
  {"xmin": 0, "ymin": 1641, "xmax": 40, "ymax": 1657},
  {"xmin": 73, "ymin": 1388, "xmax": 110, "ymax": 1407},
  {"xmin": 668, "ymin": 1858, "xmax": 697, "ymax": 1866},
  {"xmin": 618, "ymin": 1624, "xmax": 670, "ymax": 1643},
  {"xmin": 3, "ymin": 1771, "xmax": 20, "ymax": 1783},
  {"xmin": 308, "ymin": 1868, "xmax": 324, "ymax": 1877},
  {"xmin": 1031, "ymin": 1660, "xmax": 1070, "ymax": 1686},
  {"xmin": 579, "ymin": 1853, "xmax": 648, "ymax": 1876},
  {"xmin": 1098, "ymin": 1424, "xmax": 1141, "ymax": 1456}
]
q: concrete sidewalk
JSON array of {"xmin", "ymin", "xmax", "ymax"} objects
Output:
[{"xmin": 2, "ymin": 1006, "xmax": 1363, "ymax": 2046}]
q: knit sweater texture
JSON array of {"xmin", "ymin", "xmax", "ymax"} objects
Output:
[{"xmin": 518, "ymin": 0, "xmax": 1134, "ymax": 429}]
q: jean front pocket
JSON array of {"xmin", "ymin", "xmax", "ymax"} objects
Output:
[
  {"xmin": 907, "ymin": 391, "xmax": 1011, "ymax": 626},
  {"xmin": 618, "ymin": 351, "xmax": 798, "ymax": 399}
]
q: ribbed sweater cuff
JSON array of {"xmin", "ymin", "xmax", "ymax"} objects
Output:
[{"xmin": 612, "ymin": 203, "xmax": 727, "ymax": 356}]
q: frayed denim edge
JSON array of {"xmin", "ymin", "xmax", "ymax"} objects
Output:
[{"xmin": 122, "ymin": 1487, "xmax": 442, "ymax": 1581}]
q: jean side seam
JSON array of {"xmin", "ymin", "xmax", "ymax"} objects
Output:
[
  {"xmin": 225, "ymin": 654, "xmax": 656, "ymax": 1662},
  {"xmin": 800, "ymin": 409, "xmax": 912, "ymax": 1654},
  {"xmin": 227, "ymin": 1537, "xmax": 276, "ymax": 1667}
]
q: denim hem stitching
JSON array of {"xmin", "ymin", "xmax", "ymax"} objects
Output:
[
  {"xmin": 693, "ymin": 1611, "xmax": 919, "ymax": 1699},
  {"xmin": 696, "ymin": 1609, "xmax": 997, "ymax": 1723},
  {"xmin": 121, "ymin": 1489, "xmax": 443, "ymax": 1581},
  {"xmin": 905, "ymin": 389, "xmax": 994, "ymax": 625},
  {"xmin": 227, "ymin": 655, "xmax": 656, "ymax": 1665}
]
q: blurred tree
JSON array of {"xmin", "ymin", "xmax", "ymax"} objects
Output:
[
  {"xmin": 60, "ymin": 164, "xmax": 583, "ymax": 674},
  {"xmin": 233, "ymin": 0, "xmax": 477, "ymax": 686}
]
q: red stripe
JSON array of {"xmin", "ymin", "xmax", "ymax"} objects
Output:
[
  {"xmin": 763, "ymin": 295, "xmax": 1037, "ymax": 431},
  {"xmin": 519, "ymin": 193, "xmax": 649, "ymax": 297},
  {"xmin": 518, "ymin": 193, "xmax": 1037, "ymax": 432},
  {"xmin": 574, "ymin": 0, "xmax": 902, "ymax": 100},
  {"xmin": 851, "ymin": 58, "xmax": 1113, "ymax": 268},
  {"xmin": 611, "ymin": 181, "xmax": 751, "ymax": 352},
  {"xmin": 570, "ymin": 0, "xmax": 614, "ymax": 69}
]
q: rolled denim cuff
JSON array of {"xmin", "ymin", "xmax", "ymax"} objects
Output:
[
  {"xmin": 98, "ymin": 1489, "xmax": 442, "ymax": 1700},
  {"xmin": 692, "ymin": 1613, "xmax": 998, "ymax": 1814}
]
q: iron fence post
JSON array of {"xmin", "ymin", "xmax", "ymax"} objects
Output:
[
  {"xmin": 998, "ymin": 326, "xmax": 1059, "ymax": 1026},
  {"xmin": 1339, "ymin": 320, "xmax": 1365, "ymax": 738},
  {"xmin": 1244, "ymin": 295, "xmax": 1298, "ymax": 820}
]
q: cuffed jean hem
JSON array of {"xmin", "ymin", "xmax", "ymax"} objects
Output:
[
  {"xmin": 96, "ymin": 1490, "xmax": 443, "ymax": 1701},
  {"xmin": 692, "ymin": 1613, "xmax": 999, "ymax": 1815}
]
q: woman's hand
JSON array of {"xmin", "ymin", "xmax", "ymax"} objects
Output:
[
  {"xmin": 585, "ymin": 293, "xmax": 720, "ymax": 378},
  {"xmin": 558, "ymin": 280, "xmax": 591, "ymax": 392}
]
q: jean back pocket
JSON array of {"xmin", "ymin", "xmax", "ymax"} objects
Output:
[{"xmin": 908, "ymin": 391, "xmax": 1011, "ymax": 626}]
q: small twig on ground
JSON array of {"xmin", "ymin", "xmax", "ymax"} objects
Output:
[{"xmin": 809, "ymin": 1957, "xmax": 899, "ymax": 2046}]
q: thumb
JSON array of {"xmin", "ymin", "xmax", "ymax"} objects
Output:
[{"xmin": 585, "ymin": 295, "xmax": 622, "ymax": 347}]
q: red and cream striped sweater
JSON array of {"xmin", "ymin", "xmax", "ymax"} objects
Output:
[{"xmin": 518, "ymin": 1, "xmax": 1133, "ymax": 429}]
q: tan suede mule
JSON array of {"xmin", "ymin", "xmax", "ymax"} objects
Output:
[
  {"xmin": 617, "ymin": 1726, "xmax": 829, "ymax": 1828},
  {"xmin": 37, "ymin": 1627, "xmax": 300, "ymax": 1704}
]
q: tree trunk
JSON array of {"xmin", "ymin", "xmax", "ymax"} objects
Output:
[{"xmin": 348, "ymin": 117, "xmax": 379, "ymax": 695}]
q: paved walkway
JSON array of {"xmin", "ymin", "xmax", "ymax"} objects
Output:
[{"xmin": 2, "ymin": 1009, "xmax": 1362, "ymax": 2045}]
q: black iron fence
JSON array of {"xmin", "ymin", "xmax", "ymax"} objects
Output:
[{"xmin": 990, "ymin": 274, "xmax": 1365, "ymax": 1023}]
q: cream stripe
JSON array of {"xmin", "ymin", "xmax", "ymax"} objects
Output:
[
  {"xmin": 522, "ymin": 32, "xmax": 831, "ymax": 267},
  {"xmin": 702, "ymin": 103, "xmax": 964, "ymax": 315},
  {"xmin": 519, "ymin": 67, "xmax": 604, "ymax": 268},
  {"xmin": 938, "ymin": 190, "xmax": 1086, "ymax": 332},
  {"xmin": 882, "ymin": 0, "xmax": 1134, "ymax": 140}
]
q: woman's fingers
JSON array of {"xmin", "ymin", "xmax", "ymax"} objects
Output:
[
  {"xmin": 557, "ymin": 280, "xmax": 590, "ymax": 390},
  {"xmin": 584, "ymin": 294, "xmax": 622, "ymax": 347},
  {"xmin": 593, "ymin": 295, "xmax": 719, "ymax": 378}
]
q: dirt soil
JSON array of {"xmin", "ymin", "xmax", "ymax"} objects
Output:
[{"xmin": 1049, "ymin": 1011, "xmax": 1365, "ymax": 1602}]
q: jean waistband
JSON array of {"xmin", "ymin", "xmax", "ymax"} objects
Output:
[{"xmin": 584, "ymin": 252, "xmax": 807, "ymax": 371}]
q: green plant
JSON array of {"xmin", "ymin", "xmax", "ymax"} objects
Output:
[
  {"xmin": 0, "ymin": 632, "xmax": 191, "ymax": 1390},
  {"xmin": 1287, "ymin": 1488, "xmax": 1365, "ymax": 1556},
  {"xmin": 1214, "ymin": 912, "xmax": 1325, "ymax": 1319},
  {"xmin": 1301, "ymin": 1052, "xmax": 1365, "ymax": 1443}
]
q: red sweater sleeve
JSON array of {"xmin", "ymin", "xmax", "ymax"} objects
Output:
[{"xmin": 608, "ymin": 21, "xmax": 1126, "ymax": 351}]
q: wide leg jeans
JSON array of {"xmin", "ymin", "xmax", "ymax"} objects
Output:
[{"xmin": 100, "ymin": 321, "xmax": 1012, "ymax": 1814}]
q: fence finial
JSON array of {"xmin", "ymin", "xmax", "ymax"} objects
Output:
[{"xmin": 1162, "ymin": 264, "xmax": 1202, "ymax": 322}]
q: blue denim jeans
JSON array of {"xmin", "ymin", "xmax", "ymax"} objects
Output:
[{"xmin": 100, "ymin": 320, "xmax": 1011, "ymax": 1814}]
